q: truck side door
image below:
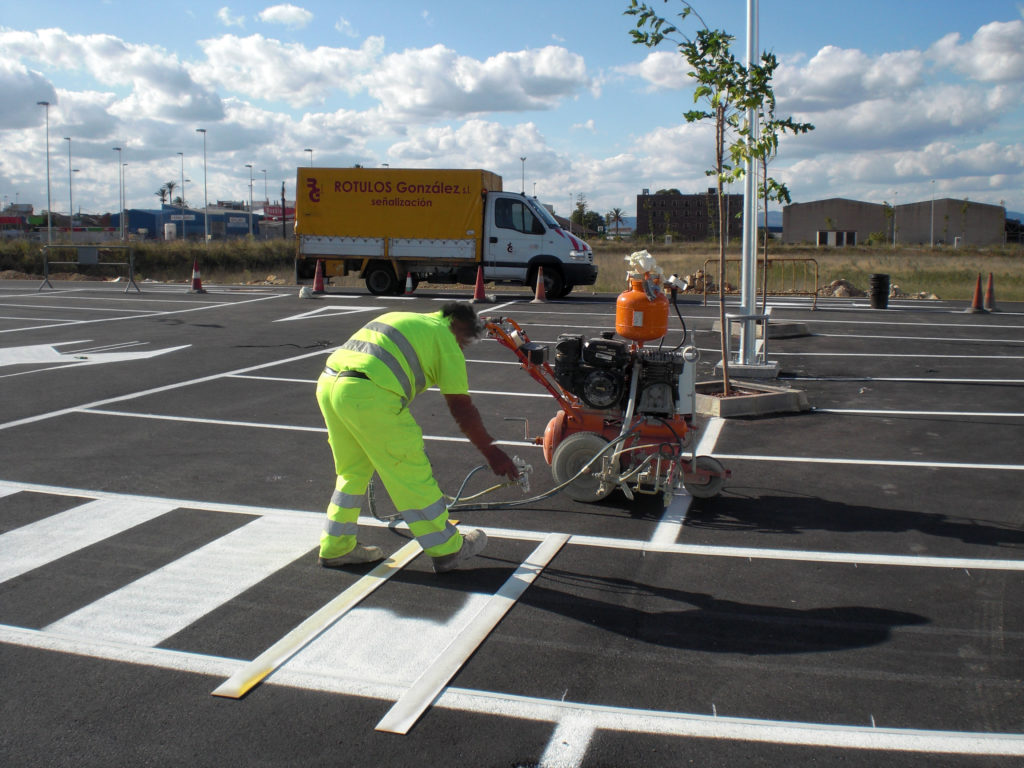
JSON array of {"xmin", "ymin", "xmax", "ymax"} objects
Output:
[{"xmin": 483, "ymin": 196, "xmax": 544, "ymax": 281}]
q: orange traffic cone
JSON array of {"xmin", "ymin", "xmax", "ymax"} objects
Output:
[
  {"xmin": 470, "ymin": 265, "xmax": 493, "ymax": 304},
  {"xmin": 403, "ymin": 272, "xmax": 415, "ymax": 295},
  {"xmin": 188, "ymin": 258, "xmax": 206, "ymax": 294},
  {"xmin": 964, "ymin": 273, "xmax": 987, "ymax": 314},
  {"xmin": 312, "ymin": 259, "xmax": 325, "ymax": 294},
  {"xmin": 983, "ymin": 272, "xmax": 999, "ymax": 312},
  {"xmin": 530, "ymin": 266, "xmax": 548, "ymax": 304}
]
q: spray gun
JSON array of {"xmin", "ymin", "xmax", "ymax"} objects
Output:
[{"xmin": 512, "ymin": 456, "xmax": 533, "ymax": 493}]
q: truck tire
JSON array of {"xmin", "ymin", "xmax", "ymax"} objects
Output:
[
  {"xmin": 531, "ymin": 266, "xmax": 564, "ymax": 300},
  {"xmin": 559, "ymin": 284, "xmax": 574, "ymax": 298},
  {"xmin": 365, "ymin": 263, "xmax": 400, "ymax": 295}
]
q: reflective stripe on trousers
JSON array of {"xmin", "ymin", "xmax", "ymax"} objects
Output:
[{"xmin": 316, "ymin": 371, "xmax": 461, "ymax": 559}]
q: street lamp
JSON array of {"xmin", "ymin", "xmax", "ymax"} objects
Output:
[
  {"xmin": 305, "ymin": 148, "xmax": 313, "ymax": 167},
  {"xmin": 64, "ymin": 136, "xmax": 73, "ymax": 234},
  {"xmin": 112, "ymin": 146, "xmax": 123, "ymax": 239},
  {"xmin": 244, "ymin": 163, "xmax": 254, "ymax": 237},
  {"xmin": 520, "ymin": 156, "xmax": 526, "ymax": 194},
  {"xmin": 176, "ymin": 151, "xmax": 185, "ymax": 239},
  {"xmin": 37, "ymin": 101, "xmax": 52, "ymax": 246},
  {"xmin": 260, "ymin": 169, "xmax": 268, "ymax": 206},
  {"xmin": 196, "ymin": 128, "xmax": 209, "ymax": 244}
]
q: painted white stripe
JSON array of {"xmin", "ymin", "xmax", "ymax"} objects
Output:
[
  {"xmin": 784, "ymin": 376, "xmax": 1024, "ymax": 385},
  {"xmin": 816, "ymin": 332, "xmax": 1024, "ymax": 345},
  {"xmin": 376, "ymin": 532, "xmax": 570, "ymax": 734},
  {"xmin": 0, "ymin": 498, "xmax": 178, "ymax": 584},
  {"xmin": 714, "ymin": 453, "xmax": 1024, "ymax": 472},
  {"xmin": 814, "ymin": 408, "xmax": 1024, "ymax": 418},
  {"xmin": 0, "ymin": 486, "xmax": 21, "ymax": 501},
  {"xmin": 695, "ymin": 416, "xmax": 725, "ymax": 456},
  {"xmin": 539, "ymin": 713, "xmax": 597, "ymax": 768},
  {"xmin": 77, "ymin": 408, "xmax": 539, "ymax": 448},
  {"xmin": 45, "ymin": 514, "xmax": 321, "ymax": 646},
  {"xmin": 2, "ymin": 624, "xmax": 1022, "ymax": 755},
  {"xmin": 212, "ymin": 538, "xmax": 422, "ymax": 699},
  {"xmin": 3, "ymin": 479, "xmax": 1022, "ymax": 571}
]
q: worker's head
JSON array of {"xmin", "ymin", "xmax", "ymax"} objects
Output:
[{"xmin": 441, "ymin": 301, "xmax": 485, "ymax": 349}]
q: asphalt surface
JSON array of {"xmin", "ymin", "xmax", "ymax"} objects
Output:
[{"xmin": 1, "ymin": 276, "xmax": 1022, "ymax": 768}]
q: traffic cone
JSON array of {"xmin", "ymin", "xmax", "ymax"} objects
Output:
[
  {"xmin": 188, "ymin": 258, "xmax": 206, "ymax": 294},
  {"xmin": 312, "ymin": 259, "xmax": 325, "ymax": 294},
  {"xmin": 964, "ymin": 273, "xmax": 987, "ymax": 314},
  {"xmin": 403, "ymin": 272, "xmax": 415, "ymax": 295},
  {"xmin": 983, "ymin": 272, "xmax": 999, "ymax": 312},
  {"xmin": 530, "ymin": 266, "xmax": 548, "ymax": 304},
  {"xmin": 470, "ymin": 265, "xmax": 493, "ymax": 304}
]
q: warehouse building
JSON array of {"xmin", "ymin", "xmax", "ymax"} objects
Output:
[{"xmin": 636, "ymin": 188, "xmax": 744, "ymax": 242}]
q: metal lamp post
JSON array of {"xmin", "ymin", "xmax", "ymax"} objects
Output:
[
  {"xmin": 520, "ymin": 156, "xmax": 526, "ymax": 194},
  {"xmin": 305, "ymin": 148, "xmax": 313, "ymax": 167},
  {"xmin": 112, "ymin": 146, "xmax": 123, "ymax": 239},
  {"xmin": 63, "ymin": 136, "xmax": 73, "ymax": 235},
  {"xmin": 37, "ymin": 101, "xmax": 52, "ymax": 246},
  {"xmin": 177, "ymin": 151, "xmax": 185, "ymax": 239},
  {"xmin": 245, "ymin": 163, "xmax": 254, "ymax": 237},
  {"xmin": 196, "ymin": 128, "xmax": 209, "ymax": 244},
  {"xmin": 930, "ymin": 180, "xmax": 935, "ymax": 248}
]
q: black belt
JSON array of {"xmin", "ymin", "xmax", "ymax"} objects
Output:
[{"xmin": 323, "ymin": 367, "xmax": 369, "ymax": 379}]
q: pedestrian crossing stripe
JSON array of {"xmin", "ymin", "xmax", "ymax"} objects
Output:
[{"xmin": 211, "ymin": 538, "xmax": 422, "ymax": 699}]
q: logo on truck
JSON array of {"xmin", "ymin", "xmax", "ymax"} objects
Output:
[{"xmin": 306, "ymin": 178, "xmax": 321, "ymax": 203}]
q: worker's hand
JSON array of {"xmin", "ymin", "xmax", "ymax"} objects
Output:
[{"xmin": 482, "ymin": 445, "xmax": 519, "ymax": 479}]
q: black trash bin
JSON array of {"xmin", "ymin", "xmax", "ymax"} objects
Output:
[{"xmin": 869, "ymin": 273, "xmax": 890, "ymax": 309}]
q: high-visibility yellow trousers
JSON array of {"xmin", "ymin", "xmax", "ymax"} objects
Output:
[{"xmin": 315, "ymin": 372, "xmax": 462, "ymax": 560}]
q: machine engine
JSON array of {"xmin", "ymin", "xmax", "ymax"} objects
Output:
[{"xmin": 553, "ymin": 333, "xmax": 690, "ymax": 416}]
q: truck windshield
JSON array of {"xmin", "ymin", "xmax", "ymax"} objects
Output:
[{"xmin": 526, "ymin": 198, "xmax": 562, "ymax": 231}]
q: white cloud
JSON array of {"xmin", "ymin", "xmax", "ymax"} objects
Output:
[
  {"xmin": 335, "ymin": 17, "xmax": 358, "ymax": 38},
  {"xmin": 362, "ymin": 45, "xmax": 589, "ymax": 119},
  {"xmin": 0, "ymin": 58, "xmax": 57, "ymax": 129},
  {"xmin": 618, "ymin": 51, "xmax": 690, "ymax": 91},
  {"xmin": 193, "ymin": 34, "xmax": 384, "ymax": 107},
  {"xmin": 0, "ymin": 28, "xmax": 223, "ymax": 122},
  {"xmin": 217, "ymin": 7, "xmax": 245, "ymax": 28},
  {"xmin": 929, "ymin": 20, "xmax": 1024, "ymax": 82},
  {"xmin": 258, "ymin": 4, "xmax": 313, "ymax": 29},
  {"xmin": 572, "ymin": 119, "xmax": 596, "ymax": 132}
]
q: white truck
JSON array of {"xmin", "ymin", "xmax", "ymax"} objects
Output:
[{"xmin": 293, "ymin": 168, "xmax": 596, "ymax": 297}]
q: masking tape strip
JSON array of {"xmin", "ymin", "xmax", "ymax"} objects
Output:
[
  {"xmin": 211, "ymin": 538, "xmax": 421, "ymax": 699},
  {"xmin": 375, "ymin": 532, "xmax": 570, "ymax": 734}
]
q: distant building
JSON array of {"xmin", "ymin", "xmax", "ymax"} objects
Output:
[
  {"xmin": 112, "ymin": 205, "xmax": 263, "ymax": 240},
  {"xmin": 784, "ymin": 197, "xmax": 1007, "ymax": 247},
  {"xmin": 636, "ymin": 189, "xmax": 744, "ymax": 241}
]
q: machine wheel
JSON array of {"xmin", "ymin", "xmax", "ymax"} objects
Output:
[
  {"xmin": 551, "ymin": 431, "xmax": 617, "ymax": 503},
  {"xmin": 365, "ymin": 263, "xmax": 400, "ymax": 295},
  {"xmin": 683, "ymin": 455, "xmax": 726, "ymax": 499},
  {"xmin": 531, "ymin": 266, "xmax": 564, "ymax": 300}
]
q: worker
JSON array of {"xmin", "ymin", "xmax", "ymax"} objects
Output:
[{"xmin": 315, "ymin": 301, "xmax": 519, "ymax": 573}]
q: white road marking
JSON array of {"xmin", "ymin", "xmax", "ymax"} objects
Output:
[
  {"xmin": 376, "ymin": 533, "xmax": 570, "ymax": 734},
  {"xmin": 46, "ymin": 514, "xmax": 321, "ymax": 646},
  {"xmin": 714, "ymin": 453, "xmax": 1024, "ymax": 472},
  {"xmin": 539, "ymin": 713, "xmax": 597, "ymax": 768},
  {"xmin": 0, "ymin": 498, "xmax": 178, "ymax": 584},
  {"xmin": 814, "ymin": 408, "xmax": 1024, "ymax": 418},
  {"xmin": 2, "ymin": 624, "xmax": 1022, "ymax": 756}
]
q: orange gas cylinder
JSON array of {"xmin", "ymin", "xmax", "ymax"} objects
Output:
[{"xmin": 615, "ymin": 278, "xmax": 668, "ymax": 342}]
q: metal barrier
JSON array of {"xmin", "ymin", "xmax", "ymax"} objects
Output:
[
  {"xmin": 701, "ymin": 257, "xmax": 819, "ymax": 310},
  {"xmin": 39, "ymin": 245, "xmax": 141, "ymax": 294},
  {"xmin": 723, "ymin": 312, "xmax": 770, "ymax": 364}
]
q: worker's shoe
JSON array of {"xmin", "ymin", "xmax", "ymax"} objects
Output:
[
  {"xmin": 318, "ymin": 544, "xmax": 385, "ymax": 568},
  {"xmin": 431, "ymin": 529, "xmax": 487, "ymax": 573}
]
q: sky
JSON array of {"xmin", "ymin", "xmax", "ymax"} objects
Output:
[{"xmin": 2, "ymin": 0, "xmax": 1023, "ymax": 221}]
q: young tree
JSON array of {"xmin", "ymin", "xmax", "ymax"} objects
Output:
[{"xmin": 627, "ymin": 0, "xmax": 808, "ymax": 394}]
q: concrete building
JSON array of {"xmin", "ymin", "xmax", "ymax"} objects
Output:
[
  {"xmin": 636, "ymin": 188, "xmax": 744, "ymax": 241},
  {"xmin": 784, "ymin": 197, "xmax": 1008, "ymax": 247}
]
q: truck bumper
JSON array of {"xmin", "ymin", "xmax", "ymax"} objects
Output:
[{"xmin": 563, "ymin": 263, "xmax": 598, "ymax": 286}]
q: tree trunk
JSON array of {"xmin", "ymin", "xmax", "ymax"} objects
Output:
[{"xmin": 716, "ymin": 108, "xmax": 731, "ymax": 396}]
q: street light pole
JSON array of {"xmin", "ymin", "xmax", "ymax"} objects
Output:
[
  {"xmin": 520, "ymin": 156, "xmax": 526, "ymax": 194},
  {"xmin": 305, "ymin": 148, "xmax": 313, "ymax": 167},
  {"xmin": 245, "ymin": 163, "xmax": 254, "ymax": 237},
  {"xmin": 112, "ymin": 146, "xmax": 123, "ymax": 239},
  {"xmin": 196, "ymin": 128, "xmax": 208, "ymax": 245},
  {"xmin": 261, "ymin": 169, "xmax": 267, "ymax": 206},
  {"xmin": 930, "ymin": 180, "xmax": 935, "ymax": 248},
  {"xmin": 37, "ymin": 101, "xmax": 52, "ymax": 246},
  {"xmin": 64, "ymin": 136, "xmax": 73, "ymax": 235},
  {"xmin": 176, "ymin": 151, "xmax": 185, "ymax": 239}
]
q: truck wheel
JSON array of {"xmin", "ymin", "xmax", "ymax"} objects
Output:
[
  {"xmin": 558, "ymin": 284, "xmax": 574, "ymax": 298},
  {"xmin": 532, "ymin": 267, "xmax": 564, "ymax": 299},
  {"xmin": 365, "ymin": 263, "xmax": 399, "ymax": 295}
]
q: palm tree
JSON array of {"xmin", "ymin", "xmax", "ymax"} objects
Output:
[
  {"xmin": 165, "ymin": 180, "xmax": 177, "ymax": 209},
  {"xmin": 607, "ymin": 207, "xmax": 624, "ymax": 238},
  {"xmin": 154, "ymin": 185, "xmax": 168, "ymax": 205}
]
